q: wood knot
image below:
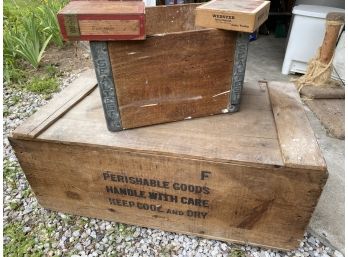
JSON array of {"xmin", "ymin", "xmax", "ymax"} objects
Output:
[{"xmin": 65, "ymin": 191, "xmax": 81, "ymax": 200}]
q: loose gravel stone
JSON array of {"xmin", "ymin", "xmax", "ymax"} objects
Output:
[{"xmin": 73, "ymin": 230, "xmax": 80, "ymax": 237}]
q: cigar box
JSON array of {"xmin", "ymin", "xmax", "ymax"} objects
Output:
[
  {"xmin": 58, "ymin": 1, "xmax": 145, "ymax": 41},
  {"xmin": 195, "ymin": 0, "xmax": 270, "ymax": 32}
]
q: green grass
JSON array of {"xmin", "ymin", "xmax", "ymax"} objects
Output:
[
  {"xmin": 9, "ymin": 95, "xmax": 21, "ymax": 106},
  {"xmin": 117, "ymin": 223, "xmax": 136, "ymax": 238},
  {"xmin": 3, "ymin": 108, "xmax": 11, "ymax": 117},
  {"xmin": 45, "ymin": 64, "xmax": 61, "ymax": 77},
  {"xmin": 9, "ymin": 201, "xmax": 22, "ymax": 211},
  {"xmin": 3, "ymin": 220, "xmax": 58, "ymax": 256},
  {"xmin": 229, "ymin": 248, "xmax": 246, "ymax": 257},
  {"xmin": 3, "ymin": 160, "xmax": 19, "ymax": 188},
  {"xmin": 4, "ymin": 222, "xmax": 43, "ymax": 257},
  {"xmin": 26, "ymin": 76, "xmax": 59, "ymax": 95}
]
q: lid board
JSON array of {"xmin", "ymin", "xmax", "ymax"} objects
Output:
[{"xmin": 11, "ymin": 70, "xmax": 326, "ymax": 171}]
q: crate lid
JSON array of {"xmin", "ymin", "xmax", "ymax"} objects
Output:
[{"xmin": 11, "ymin": 70, "xmax": 326, "ymax": 171}]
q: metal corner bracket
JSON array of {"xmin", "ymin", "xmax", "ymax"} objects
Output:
[
  {"xmin": 90, "ymin": 41, "xmax": 123, "ymax": 132},
  {"xmin": 228, "ymin": 32, "xmax": 249, "ymax": 113}
]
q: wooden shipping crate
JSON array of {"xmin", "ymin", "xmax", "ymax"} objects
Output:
[
  {"xmin": 88, "ymin": 4, "xmax": 250, "ymax": 131},
  {"xmin": 195, "ymin": 0, "xmax": 271, "ymax": 33},
  {"xmin": 9, "ymin": 70, "xmax": 327, "ymax": 250}
]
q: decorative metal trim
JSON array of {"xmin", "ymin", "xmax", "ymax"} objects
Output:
[
  {"xmin": 64, "ymin": 14, "xmax": 80, "ymax": 38},
  {"xmin": 228, "ymin": 32, "xmax": 249, "ymax": 113},
  {"xmin": 90, "ymin": 41, "xmax": 123, "ymax": 132}
]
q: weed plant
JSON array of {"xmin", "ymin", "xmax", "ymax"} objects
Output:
[{"xmin": 4, "ymin": 0, "xmax": 68, "ymax": 83}]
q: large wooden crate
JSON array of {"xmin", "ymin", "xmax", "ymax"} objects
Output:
[
  {"xmin": 9, "ymin": 70, "xmax": 327, "ymax": 250},
  {"xmin": 89, "ymin": 4, "xmax": 250, "ymax": 131}
]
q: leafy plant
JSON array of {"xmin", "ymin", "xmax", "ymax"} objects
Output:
[
  {"xmin": 4, "ymin": 61, "xmax": 27, "ymax": 84},
  {"xmin": 13, "ymin": 15, "xmax": 52, "ymax": 69},
  {"xmin": 3, "ymin": 107, "xmax": 11, "ymax": 117},
  {"xmin": 37, "ymin": 0, "xmax": 67, "ymax": 47},
  {"xmin": 26, "ymin": 76, "xmax": 59, "ymax": 95},
  {"xmin": 3, "ymin": 0, "xmax": 68, "ymax": 82},
  {"xmin": 229, "ymin": 248, "xmax": 246, "ymax": 257},
  {"xmin": 4, "ymin": 222, "xmax": 43, "ymax": 256},
  {"xmin": 45, "ymin": 64, "xmax": 60, "ymax": 77},
  {"xmin": 3, "ymin": 160, "xmax": 19, "ymax": 187},
  {"xmin": 3, "ymin": 8, "xmax": 23, "ymax": 83}
]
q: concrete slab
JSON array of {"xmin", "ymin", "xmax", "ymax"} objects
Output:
[
  {"xmin": 245, "ymin": 35, "xmax": 345, "ymax": 253},
  {"xmin": 305, "ymin": 106, "xmax": 345, "ymax": 252},
  {"xmin": 245, "ymin": 35, "xmax": 290, "ymax": 83}
]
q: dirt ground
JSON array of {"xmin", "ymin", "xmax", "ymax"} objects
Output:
[{"xmin": 42, "ymin": 42, "xmax": 93, "ymax": 75}]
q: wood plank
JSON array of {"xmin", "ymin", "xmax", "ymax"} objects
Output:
[
  {"xmin": 10, "ymin": 138, "xmax": 327, "ymax": 250},
  {"xmin": 300, "ymin": 85, "xmax": 345, "ymax": 99},
  {"xmin": 145, "ymin": 4, "xmax": 201, "ymax": 35},
  {"xmin": 39, "ymin": 87, "xmax": 283, "ymax": 167},
  {"xmin": 305, "ymin": 99, "xmax": 345, "ymax": 139},
  {"xmin": 240, "ymin": 81, "xmax": 271, "ymax": 111},
  {"xmin": 11, "ymin": 69, "xmax": 97, "ymax": 139},
  {"xmin": 108, "ymin": 29, "xmax": 236, "ymax": 129},
  {"xmin": 267, "ymin": 81, "xmax": 327, "ymax": 170}
]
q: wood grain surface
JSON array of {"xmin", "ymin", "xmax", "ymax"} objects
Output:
[
  {"xmin": 305, "ymin": 99, "xmax": 345, "ymax": 139},
  {"xmin": 320, "ymin": 12, "xmax": 345, "ymax": 64},
  {"xmin": 34, "ymin": 83, "xmax": 282, "ymax": 167},
  {"xmin": 11, "ymin": 69, "xmax": 97, "ymax": 139},
  {"xmin": 10, "ymin": 138, "xmax": 327, "ymax": 250},
  {"xmin": 57, "ymin": 1, "xmax": 145, "ymax": 41},
  {"xmin": 9, "ymin": 80, "xmax": 328, "ymax": 250},
  {"xmin": 145, "ymin": 4, "xmax": 201, "ymax": 35},
  {"xmin": 108, "ymin": 29, "xmax": 236, "ymax": 129},
  {"xmin": 79, "ymin": 20, "xmax": 140, "ymax": 36},
  {"xmin": 197, "ymin": 0, "xmax": 267, "ymax": 12},
  {"xmin": 300, "ymin": 85, "xmax": 345, "ymax": 99},
  {"xmin": 267, "ymin": 81, "xmax": 327, "ymax": 170},
  {"xmin": 59, "ymin": 1, "xmax": 144, "ymax": 14},
  {"xmin": 195, "ymin": 0, "xmax": 270, "ymax": 33}
]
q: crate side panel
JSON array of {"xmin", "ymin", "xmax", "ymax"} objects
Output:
[
  {"xmin": 108, "ymin": 30, "xmax": 236, "ymax": 129},
  {"xmin": 10, "ymin": 139, "xmax": 327, "ymax": 250},
  {"xmin": 145, "ymin": 4, "xmax": 200, "ymax": 35}
]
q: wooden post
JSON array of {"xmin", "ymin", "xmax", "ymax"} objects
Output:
[{"xmin": 319, "ymin": 12, "xmax": 344, "ymax": 64}]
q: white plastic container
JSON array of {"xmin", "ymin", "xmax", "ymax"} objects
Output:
[{"xmin": 282, "ymin": 5, "xmax": 344, "ymax": 75}]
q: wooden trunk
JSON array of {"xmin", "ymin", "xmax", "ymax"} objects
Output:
[
  {"xmin": 89, "ymin": 4, "xmax": 249, "ymax": 131},
  {"xmin": 9, "ymin": 70, "xmax": 327, "ymax": 250}
]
